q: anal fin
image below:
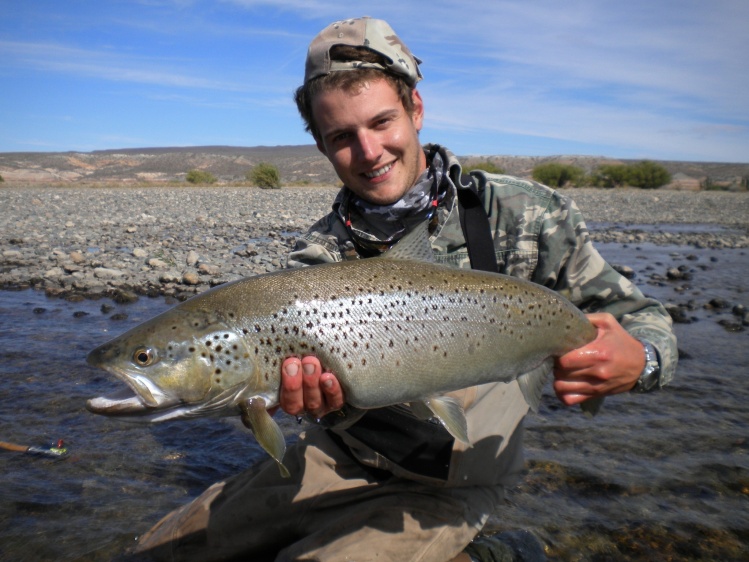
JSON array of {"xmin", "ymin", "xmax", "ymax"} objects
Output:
[{"xmin": 418, "ymin": 396, "xmax": 470, "ymax": 445}]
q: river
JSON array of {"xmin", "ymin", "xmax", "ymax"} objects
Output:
[{"xmin": 0, "ymin": 241, "xmax": 747, "ymax": 561}]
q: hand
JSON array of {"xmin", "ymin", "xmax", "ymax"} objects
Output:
[
  {"xmin": 553, "ymin": 313, "xmax": 645, "ymax": 407},
  {"xmin": 278, "ymin": 356, "xmax": 345, "ymax": 419}
]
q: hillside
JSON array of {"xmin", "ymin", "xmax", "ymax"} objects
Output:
[{"xmin": 1, "ymin": 145, "xmax": 747, "ymax": 188}]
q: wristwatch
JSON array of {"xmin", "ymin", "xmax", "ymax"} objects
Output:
[{"xmin": 633, "ymin": 340, "xmax": 661, "ymax": 393}]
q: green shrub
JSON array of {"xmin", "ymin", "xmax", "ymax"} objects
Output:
[
  {"xmin": 0, "ymin": 173, "xmax": 4, "ymax": 183},
  {"xmin": 532, "ymin": 163, "xmax": 585, "ymax": 187},
  {"xmin": 248, "ymin": 162, "xmax": 281, "ymax": 189},
  {"xmin": 469, "ymin": 161, "xmax": 505, "ymax": 175},
  {"xmin": 590, "ymin": 164, "xmax": 630, "ymax": 188},
  {"xmin": 589, "ymin": 161, "xmax": 671, "ymax": 189},
  {"xmin": 185, "ymin": 169, "xmax": 217, "ymax": 185},
  {"xmin": 626, "ymin": 160, "xmax": 671, "ymax": 189}
]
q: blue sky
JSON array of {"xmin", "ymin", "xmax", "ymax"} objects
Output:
[{"xmin": 1, "ymin": 0, "xmax": 747, "ymax": 162}]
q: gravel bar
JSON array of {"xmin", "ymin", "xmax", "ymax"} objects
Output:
[{"xmin": 1, "ymin": 186, "xmax": 747, "ymax": 301}]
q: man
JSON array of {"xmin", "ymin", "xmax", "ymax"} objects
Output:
[{"xmin": 135, "ymin": 17, "xmax": 677, "ymax": 562}]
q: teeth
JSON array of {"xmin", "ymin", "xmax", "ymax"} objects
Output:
[{"xmin": 364, "ymin": 163, "xmax": 392, "ymax": 178}]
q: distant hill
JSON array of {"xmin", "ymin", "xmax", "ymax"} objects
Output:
[{"xmin": 1, "ymin": 145, "xmax": 747, "ymax": 188}]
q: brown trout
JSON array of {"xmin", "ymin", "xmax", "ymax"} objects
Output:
[{"xmin": 87, "ymin": 223, "xmax": 598, "ymax": 476}]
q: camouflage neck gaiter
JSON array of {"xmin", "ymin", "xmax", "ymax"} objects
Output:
[{"xmin": 339, "ymin": 146, "xmax": 454, "ymax": 253}]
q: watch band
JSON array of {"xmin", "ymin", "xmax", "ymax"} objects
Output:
[{"xmin": 633, "ymin": 340, "xmax": 661, "ymax": 393}]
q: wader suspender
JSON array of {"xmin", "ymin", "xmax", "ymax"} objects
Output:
[{"xmin": 456, "ymin": 173, "xmax": 499, "ymax": 274}]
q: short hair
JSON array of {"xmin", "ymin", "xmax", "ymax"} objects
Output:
[{"xmin": 294, "ymin": 46, "xmax": 416, "ymax": 142}]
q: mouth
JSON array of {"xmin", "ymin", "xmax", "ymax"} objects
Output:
[
  {"xmin": 86, "ymin": 364, "xmax": 180, "ymax": 417},
  {"xmin": 362, "ymin": 162, "xmax": 394, "ymax": 180}
]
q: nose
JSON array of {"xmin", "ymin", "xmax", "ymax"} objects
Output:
[{"xmin": 353, "ymin": 130, "xmax": 382, "ymax": 164}]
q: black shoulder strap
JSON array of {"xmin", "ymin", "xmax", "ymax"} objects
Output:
[{"xmin": 456, "ymin": 173, "xmax": 499, "ymax": 273}]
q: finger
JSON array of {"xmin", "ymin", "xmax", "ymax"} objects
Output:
[
  {"xmin": 279, "ymin": 357, "xmax": 304, "ymax": 416},
  {"xmin": 553, "ymin": 379, "xmax": 597, "ymax": 406},
  {"xmin": 301, "ymin": 356, "xmax": 324, "ymax": 416},
  {"xmin": 320, "ymin": 372, "xmax": 345, "ymax": 412}
]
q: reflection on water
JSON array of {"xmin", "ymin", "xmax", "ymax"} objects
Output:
[{"xmin": 0, "ymin": 242, "xmax": 747, "ymax": 561}]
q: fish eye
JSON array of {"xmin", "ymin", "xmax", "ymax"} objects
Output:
[{"xmin": 133, "ymin": 347, "xmax": 155, "ymax": 366}]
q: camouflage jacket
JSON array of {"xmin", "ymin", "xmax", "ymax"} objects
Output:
[{"xmin": 288, "ymin": 145, "xmax": 677, "ymax": 487}]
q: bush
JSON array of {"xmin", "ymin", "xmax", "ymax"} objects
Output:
[
  {"xmin": 0, "ymin": 173, "xmax": 4, "ymax": 183},
  {"xmin": 626, "ymin": 160, "xmax": 671, "ymax": 189},
  {"xmin": 248, "ymin": 162, "xmax": 281, "ymax": 189},
  {"xmin": 589, "ymin": 161, "xmax": 671, "ymax": 189},
  {"xmin": 590, "ymin": 164, "xmax": 630, "ymax": 188},
  {"xmin": 185, "ymin": 169, "xmax": 217, "ymax": 185},
  {"xmin": 532, "ymin": 163, "xmax": 585, "ymax": 188},
  {"xmin": 468, "ymin": 161, "xmax": 505, "ymax": 175}
]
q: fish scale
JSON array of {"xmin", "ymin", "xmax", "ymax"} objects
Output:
[{"xmin": 86, "ymin": 223, "xmax": 598, "ymax": 476}]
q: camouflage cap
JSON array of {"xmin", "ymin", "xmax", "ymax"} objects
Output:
[{"xmin": 304, "ymin": 17, "xmax": 423, "ymax": 87}]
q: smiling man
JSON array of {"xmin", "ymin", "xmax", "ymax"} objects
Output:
[{"xmin": 135, "ymin": 17, "xmax": 677, "ymax": 562}]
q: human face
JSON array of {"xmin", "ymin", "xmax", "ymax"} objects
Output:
[{"xmin": 312, "ymin": 78, "xmax": 427, "ymax": 206}]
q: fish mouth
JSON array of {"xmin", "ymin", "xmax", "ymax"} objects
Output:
[{"xmin": 86, "ymin": 362, "xmax": 181, "ymax": 418}]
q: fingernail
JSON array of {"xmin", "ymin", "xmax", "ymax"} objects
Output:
[
  {"xmin": 303, "ymin": 362, "xmax": 316, "ymax": 376},
  {"xmin": 284, "ymin": 362, "xmax": 299, "ymax": 377},
  {"xmin": 322, "ymin": 378, "xmax": 333, "ymax": 389}
]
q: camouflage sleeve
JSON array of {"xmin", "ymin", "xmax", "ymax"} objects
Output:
[
  {"xmin": 286, "ymin": 213, "xmax": 345, "ymax": 268},
  {"xmin": 534, "ymin": 192, "xmax": 678, "ymax": 387}
]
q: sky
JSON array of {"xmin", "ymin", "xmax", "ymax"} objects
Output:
[{"xmin": 1, "ymin": 0, "xmax": 748, "ymax": 162}]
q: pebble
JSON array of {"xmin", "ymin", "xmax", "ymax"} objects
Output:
[{"xmin": 1, "ymin": 187, "xmax": 747, "ymax": 316}]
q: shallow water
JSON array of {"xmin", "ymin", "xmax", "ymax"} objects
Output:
[{"xmin": 0, "ymin": 242, "xmax": 747, "ymax": 561}]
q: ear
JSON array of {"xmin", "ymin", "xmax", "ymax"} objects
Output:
[{"xmin": 411, "ymin": 89, "xmax": 425, "ymax": 132}]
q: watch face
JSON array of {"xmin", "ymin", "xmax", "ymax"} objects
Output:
[{"xmin": 637, "ymin": 342, "xmax": 660, "ymax": 392}]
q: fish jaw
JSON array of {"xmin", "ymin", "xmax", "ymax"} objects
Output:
[{"xmin": 85, "ymin": 350, "xmax": 181, "ymax": 416}]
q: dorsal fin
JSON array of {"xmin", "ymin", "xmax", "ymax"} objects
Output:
[{"xmin": 379, "ymin": 220, "xmax": 435, "ymax": 263}]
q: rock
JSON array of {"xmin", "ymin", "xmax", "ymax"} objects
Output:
[
  {"xmin": 133, "ymin": 248, "xmax": 148, "ymax": 258},
  {"xmin": 159, "ymin": 271, "xmax": 182, "ymax": 283},
  {"xmin": 69, "ymin": 251, "xmax": 86, "ymax": 264},
  {"xmin": 718, "ymin": 319, "xmax": 744, "ymax": 332},
  {"xmin": 612, "ymin": 264, "xmax": 635, "ymax": 279},
  {"xmin": 94, "ymin": 267, "xmax": 125, "ymax": 279},
  {"xmin": 665, "ymin": 303, "xmax": 693, "ymax": 324},
  {"xmin": 148, "ymin": 258, "xmax": 169, "ymax": 269},
  {"xmin": 182, "ymin": 272, "xmax": 200, "ymax": 286},
  {"xmin": 198, "ymin": 263, "xmax": 221, "ymax": 276},
  {"xmin": 707, "ymin": 298, "xmax": 731, "ymax": 310},
  {"xmin": 186, "ymin": 250, "xmax": 200, "ymax": 266}
]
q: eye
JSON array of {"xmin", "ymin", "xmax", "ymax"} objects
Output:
[{"xmin": 133, "ymin": 347, "xmax": 155, "ymax": 366}]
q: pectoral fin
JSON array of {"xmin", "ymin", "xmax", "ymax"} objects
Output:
[
  {"xmin": 239, "ymin": 397, "xmax": 290, "ymax": 478},
  {"xmin": 517, "ymin": 358, "xmax": 553, "ymax": 412},
  {"xmin": 419, "ymin": 397, "xmax": 470, "ymax": 445}
]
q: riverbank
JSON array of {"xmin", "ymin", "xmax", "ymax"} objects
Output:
[{"xmin": 1, "ymin": 186, "xmax": 748, "ymax": 318}]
